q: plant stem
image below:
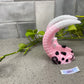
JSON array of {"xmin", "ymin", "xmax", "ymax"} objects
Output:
[
  {"xmin": 3, "ymin": 52, "xmax": 18, "ymax": 57},
  {"xmin": 0, "ymin": 50, "xmax": 20, "ymax": 62},
  {"xmin": 27, "ymin": 37, "xmax": 32, "ymax": 42},
  {"xmin": 0, "ymin": 37, "xmax": 42, "ymax": 62}
]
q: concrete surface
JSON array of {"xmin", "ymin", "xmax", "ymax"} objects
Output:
[{"xmin": 0, "ymin": 38, "xmax": 84, "ymax": 84}]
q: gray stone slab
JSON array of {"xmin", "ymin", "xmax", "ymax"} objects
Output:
[
  {"xmin": 63, "ymin": 0, "xmax": 76, "ymax": 15},
  {"xmin": 17, "ymin": 22, "xmax": 36, "ymax": 38},
  {"xmin": 77, "ymin": 0, "xmax": 84, "ymax": 15},
  {"xmin": 36, "ymin": 1, "xmax": 54, "ymax": 31},
  {"xmin": 55, "ymin": 0, "xmax": 64, "ymax": 16},
  {"xmin": 0, "ymin": 1, "xmax": 35, "ymax": 23},
  {"xmin": 55, "ymin": 0, "xmax": 76, "ymax": 16},
  {"xmin": 0, "ymin": 39, "xmax": 84, "ymax": 84},
  {"xmin": 0, "ymin": 24, "xmax": 18, "ymax": 39}
]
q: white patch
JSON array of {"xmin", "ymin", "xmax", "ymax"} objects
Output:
[
  {"xmin": 48, "ymin": 15, "xmax": 78, "ymax": 27},
  {"xmin": 53, "ymin": 19, "xmax": 81, "ymax": 30}
]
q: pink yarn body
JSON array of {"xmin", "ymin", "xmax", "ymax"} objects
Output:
[{"xmin": 43, "ymin": 15, "xmax": 81, "ymax": 64}]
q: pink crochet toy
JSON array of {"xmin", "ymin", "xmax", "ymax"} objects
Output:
[{"xmin": 43, "ymin": 15, "xmax": 81, "ymax": 64}]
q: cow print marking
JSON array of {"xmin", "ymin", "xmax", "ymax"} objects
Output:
[
  {"xmin": 62, "ymin": 45, "xmax": 66, "ymax": 48},
  {"xmin": 55, "ymin": 51, "xmax": 59, "ymax": 55},
  {"xmin": 61, "ymin": 52, "xmax": 66, "ymax": 55}
]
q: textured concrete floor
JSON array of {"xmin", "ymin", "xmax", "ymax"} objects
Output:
[{"xmin": 0, "ymin": 38, "xmax": 84, "ymax": 84}]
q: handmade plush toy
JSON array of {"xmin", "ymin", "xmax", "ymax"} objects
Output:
[{"xmin": 43, "ymin": 15, "xmax": 81, "ymax": 64}]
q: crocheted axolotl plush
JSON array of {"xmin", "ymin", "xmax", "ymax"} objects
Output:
[{"xmin": 43, "ymin": 15, "xmax": 81, "ymax": 64}]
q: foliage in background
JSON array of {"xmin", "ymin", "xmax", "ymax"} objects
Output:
[{"xmin": 0, "ymin": 15, "xmax": 84, "ymax": 62}]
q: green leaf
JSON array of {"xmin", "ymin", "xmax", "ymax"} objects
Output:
[
  {"xmin": 65, "ymin": 25, "xmax": 77, "ymax": 31},
  {"xmin": 33, "ymin": 29, "xmax": 38, "ymax": 33},
  {"xmin": 27, "ymin": 29, "xmax": 33, "ymax": 32},
  {"xmin": 18, "ymin": 43, "xmax": 27, "ymax": 48},
  {"xmin": 76, "ymin": 15, "xmax": 84, "ymax": 18},
  {"xmin": 25, "ymin": 32, "xmax": 35, "ymax": 37},
  {"xmin": 30, "ymin": 35, "xmax": 35, "ymax": 39},
  {"xmin": 37, "ymin": 31, "xmax": 45, "ymax": 35},
  {"xmin": 77, "ymin": 30, "xmax": 83, "ymax": 36}
]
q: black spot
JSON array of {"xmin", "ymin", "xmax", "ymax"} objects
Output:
[
  {"xmin": 62, "ymin": 58, "xmax": 65, "ymax": 60},
  {"xmin": 61, "ymin": 52, "xmax": 66, "ymax": 55},
  {"xmin": 52, "ymin": 56, "xmax": 58, "ymax": 64},
  {"xmin": 66, "ymin": 59, "xmax": 68, "ymax": 62},
  {"xmin": 58, "ymin": 61, "xmax": 61, "ymax": 64},
  {"xmin": 55, "ymin": 51, "xmax": 59, "ymax": 55},
  {"xmin": 62, "ymin": 45, "xmax": 66, "ymax": 48},
  {"xmin": 71, "ymin": 50, "xmax": 73, "ymax": 53}
]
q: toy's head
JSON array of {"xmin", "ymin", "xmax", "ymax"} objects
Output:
[{"xmin": 43, "ymin": 15, "xmax": 81, "ymax": 64}]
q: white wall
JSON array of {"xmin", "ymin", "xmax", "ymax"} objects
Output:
[{"xmin": 0, "ymin": 0, "xmax": 84, "ymax": 39}]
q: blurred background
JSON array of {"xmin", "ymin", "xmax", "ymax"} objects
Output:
[{"xmin": 0, "ymin": 0, "xmax": 83, "ymax": 39}]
